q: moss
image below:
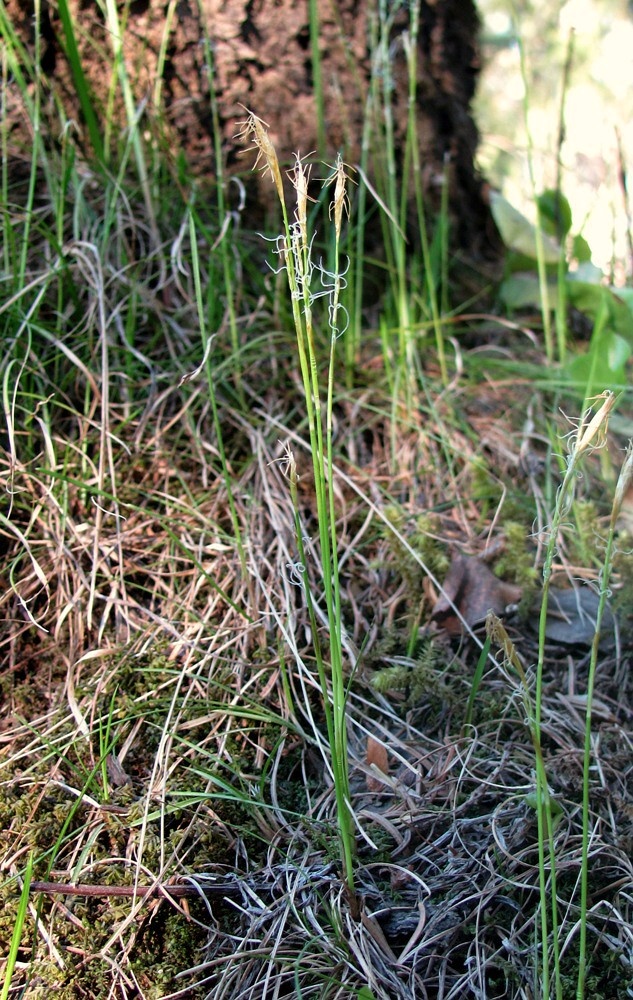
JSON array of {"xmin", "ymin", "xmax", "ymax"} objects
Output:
[
  {"xmin": 569, "ymin": 498, "xmax": 604, "ymax": 568},
  {"xmin": 357, "ymin": 824, "xmax": 397, "ymax": 864},
  {"xmin": 9, "ymin": 894, "xmax": 210, "ymax": 998},
  {"xmin": 371, "ymin": 636, "xmax": 458, "ymax": 708},
  {"xmin": 470, "ymin": 454, "xmax": 503, "ymax": 527},
  {"xmin": 493, "ymin": 520, "xmax": 539, "ymax": 616},
  {"xmin": 130, "ymin": 899, "xmax": 209, "ymax": 996},
  {"xmin": 381, "ymin": 507, "xmax": 449, "ymax": 619},
  {"xmin": 0, "ymin": 775, "xmax": 247, "ymax": 996},
  {"xmin": 555, "ymin": 939, "xmax": 633, "ymax": 1000},
  {"xmin": 0, "ymin": 630, "xmax": 293, "ymax": 996},
  {"xmin": 88, "ymin": 641, "xmax": 176, "ymax": 702}
]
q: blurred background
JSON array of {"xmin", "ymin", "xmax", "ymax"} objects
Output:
[{"xmin": 476, "ymin": 0, "xmax": 633, "ymax": 282}]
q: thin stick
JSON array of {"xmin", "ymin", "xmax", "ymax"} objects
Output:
[{"xmin": 30, "ymin": 880, "xmax": 249, "ymax": 900}]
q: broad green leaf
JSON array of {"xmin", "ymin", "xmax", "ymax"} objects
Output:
[
  {"xmin": 565, "ymin": 329, "xmax": 631, "ymax": 393},
  {"xmin": 566, "ymin": 280, "xmax": 633, "ymax": 341},
  {"xmin": 490, "ymin": 191, "xmax": 560, "ymax": 263},
  {"xmin": 612, "ymin": 286, "xmax": 633, "ymax": 321},
  {"xmin": 565, "ymin": 279, "xmax": 606, "ymax": 318},
  {"xmin": 499, "ymin": 273, "xmax": 557, "ymax": 310},
  {"xmin": 571, "ymin": 233, "xmax": 592, "ymax": 263},
  {"xmin": 537, "ymin": 189, "xmax": 573, "ymax": 238}
]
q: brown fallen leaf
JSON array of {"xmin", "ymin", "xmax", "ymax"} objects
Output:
[
  {"xmin": 431, "ymin": 552, "xmax": 522, "ymax": 636},
  {"xmin": 106, "ymin": 753, "xmax": 132, "ymax": 789},
  {"xmin": 366, "ymin": 736, "xmax": 389, "ymax": 792}
]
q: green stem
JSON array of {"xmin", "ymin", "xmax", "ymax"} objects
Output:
[{"xmin": 577, "ymin": 444, "xmax": 633, "ymax": 999}]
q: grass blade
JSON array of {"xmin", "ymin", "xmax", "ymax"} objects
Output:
[{"xmin": 1, "ymin": 856, "xmax": 33, "ymax": 1000}]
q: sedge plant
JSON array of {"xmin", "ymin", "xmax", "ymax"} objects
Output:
[
  {"xmin": 350, "ymin": 0, "xmax": 449, "ymax": 408},
  {"xmin": 371, "ymin": 0, "xmax": 415, "ymax": 400},
  {"xmin": 576, "ymin": 441, "xmax": 633, "ymax": 999},
  {"xmin": 239, "ymin": 112, "xmax": 356, "ymax": 893},
  {"xmin": 484, "ymin": 391, "xmax": 621, "ymax": 1000},
  {"xmin": 533, "ymin": 389, "xmax": 618, "ymax": 1000}
]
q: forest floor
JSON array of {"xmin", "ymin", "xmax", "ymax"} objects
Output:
[
  {"xmin": 1, "ymin": 150, "xmax": 632, "ymax": 999},
  {"xmin": 2, "ymin": 0, "xmax": 633, "ymax": 973}
]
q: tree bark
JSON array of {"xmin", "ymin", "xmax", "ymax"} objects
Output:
[{"xmin": 6, "ymin": 0, "xmax": 496, "ymax": 255}]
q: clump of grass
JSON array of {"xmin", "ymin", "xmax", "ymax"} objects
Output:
[
  {"xmin": 0, "ymin": 634, "xmax": 294, "ymax": 995},
  {"xmin": 239, "ymin": 111, "xmax": 356, "ymax": 892},
  {"xmin": 349, "ymin": 0, "xmax": 451, "ymax": 402}
]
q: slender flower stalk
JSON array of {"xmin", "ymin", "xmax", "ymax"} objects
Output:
[
  {"xmin": 240, "ymin": 113, "xmax": 356, "ymax": 891},
  {"xmin": 577, "ymin": 440, "xmax": 633, "ymax": 999},
  {"xmin": 535, "ymin": 390, "xmax": 617, "ymax": 1000}
]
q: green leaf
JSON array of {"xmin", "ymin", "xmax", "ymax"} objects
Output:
[
  {"xmin": 537, "ymin": 189, "xmax": 573, "ymax": 238},
  {"xmin": 490, "ymin": 191, "xmax": 560, "ymax": 263},
  {"xmin": 571, "ymin": 233, "xmax": 592, "ymax": 263},
  {"xmin": 565, "ymin": 329, "xmax": 631, "ymax": 394},
  {"xmin": 463, "ymin": 635, "xmax": 491, "ymax": 732},
  {"xmin": 524, "ymin": 792, "xmax": 565, "ymax": 830},
  {"xmin": 57, "ymin": 0, "xmax": 105, "ymax": 165},
  {"xmin": 565, "ymin": 279, "xmax": 607, "ymax": 319},
  {"xmin": 499, "ymin": 273, "xmax": 557, "ymax": 310},
  {"xmin": 566, "ymin": 281, "xmax": 633, "ymax": 341},
  {"xmin": 611, "ymin": 286, "xmax": 633, "ymax": 324}
]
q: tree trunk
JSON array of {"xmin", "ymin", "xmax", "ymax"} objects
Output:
[{"xmin": 6, "ymin": 0, "xmax": 496, "ymax": 255}]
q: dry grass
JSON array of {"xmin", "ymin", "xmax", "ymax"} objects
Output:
[{"xmin": 1, "ymin": 171, "xmax": 632, "ymax": 1000}]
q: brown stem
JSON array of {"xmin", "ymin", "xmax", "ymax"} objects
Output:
[{"xmin": 30, "ymin": 879, "xmax": 243, "ymax": 900}]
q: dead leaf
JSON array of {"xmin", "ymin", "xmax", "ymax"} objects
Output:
[
  {"xmin": 360, "ymin": 906, "xmax": 399, "ymax": 964},
  {"xmin": 535, "ymin": 585, "xmax": 615, "ymax": 648},
  {"xmin": 432, "ymin": 552, "xmax": 522, "ymax": 636},
  {"xmin": 397, "ymin": 900, "xmax": 428, "ymax": 965},
  {"xmin": 366, "ymin": 736, "xmax": 389, "ymax": 792},
  {"xmin": 106, "ymin": 754, "xmax": 132, "ymax": 789}
]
